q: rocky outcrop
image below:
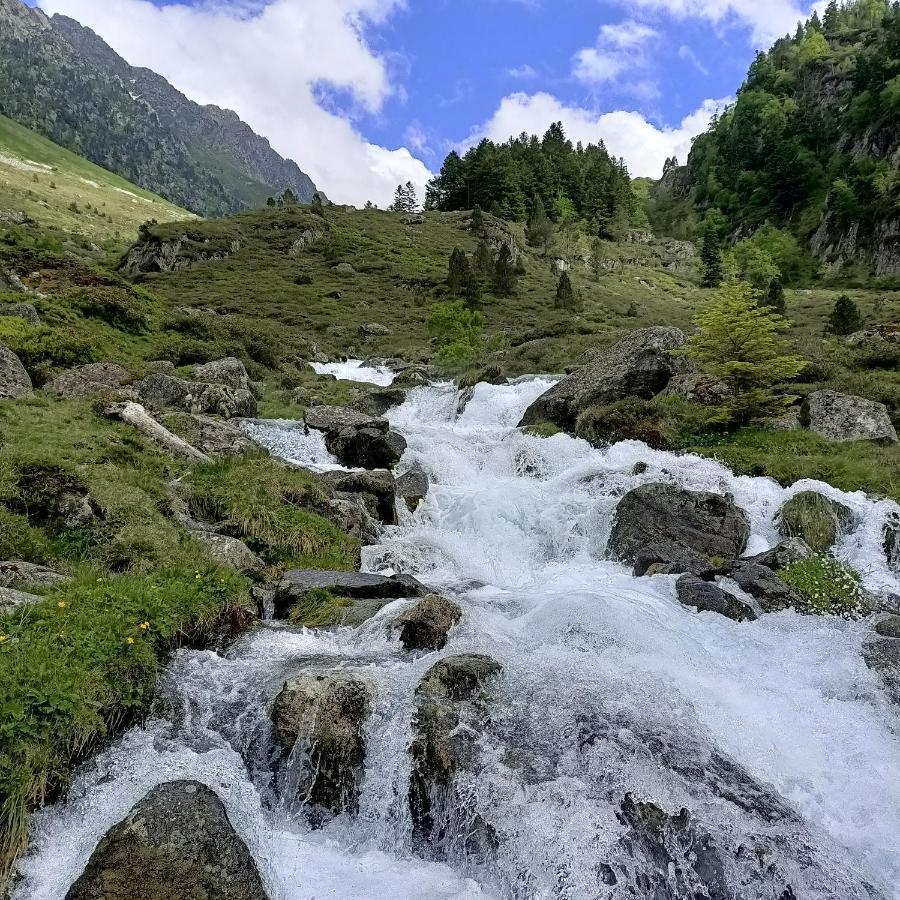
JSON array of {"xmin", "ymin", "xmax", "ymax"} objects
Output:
[
  {"xmin": 194, "ymin": 357, "xmax": 250, "ymax": 392},
  {"xmin": 137, "ymin": 373, "xmax": 257, "ymax": 419},
  {"xmin": 802, "ymin": 389, "xmax": 899, "ymax": 444},
  {"xmin": 396, "ymin": 466, "xmax": 429, "ymax": 512},
  {"xmin": 192, "ymin": 531, "xmax": 264, "ymax": 574},
  {"xmin": 359, "ymin": 323, "xmax": 390, "ymax": 337},
  {"xmin": 272, "ymin": 674, "xmax": 372, "ymax": 822},
  {"xmin": 777, "ymin": 491, "xmax": 855, "ymax": 553},
  {"xmin": 519, "ymin": 328, "xmax": 688, "ymax": 429},
  {"xmin": 661, "ymin": 373, "xmax": 728, "ymax": 405},
  {"xmin": 8, "ymin": 464, "xmax": 102, "ymax": 533},
  {"xmin": 349, "ymin": 387, "xmax": 406, "ymax": 417},
  {"xmin": 305, "ymin": 405, "xmax": 406, "ymax": 469},
  {"xmin": 409, "ymin": 654, "xmax": 502, "ymax": 855},
  {"xmin": 64, "ymin": 781, "xmax": 269, "ymax": 900},
  {"xmin": 728, "ymin": 561, "xmax": 803, "ymax": 613},
  {"xmin": 0, "ymin": 586, "xmax": 43, "ymax": 611},
  {"xmin": 392, "ymin": 594, "xmax": 462, "ymax": 651},
  {"xmin": 163, "ymin": 413, "xmax": 258, "ymax": 457},
  {"xmin": 0, "ymin": 301, "xmax": 40, "ymax": 325},
  {"xmin": 0, "ymin": 560, "xmax": 67, "ymax": 590},
  {"xmin": 322, "ymin": 469, "xmax": 397, "ymax": 525},
  {"xmin": 675, "ymin": 574, "xmax": 756, "ymax": 622},
  {"xmin": 273, "ymin": 569, "xmax": 426, "ymax": 619},
  {"xmin": 745, "ymin": 538, "xmax": 814, "ymax": 571},
  {"xmin": 875, "ymin": 615, "xmax": 900, "ymax": 638},
  {"xmin": 608, "ymin": 483, "xmax": 750, "ymax": 576},
  {"xmin": 0, "ymin": 343, "xmax": 32, "ymax": 399},
  {"xmin": 44, "ymin": 362, "xmax": 132, "ymax": 399}
]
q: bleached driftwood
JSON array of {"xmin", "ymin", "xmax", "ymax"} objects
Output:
[{"xmin": 106, "ymin": 401, "xmax": 212, "ymax": 463}]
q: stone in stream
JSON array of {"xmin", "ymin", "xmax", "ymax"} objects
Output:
[
  {"xmin": 392, "ymin": 594, "xmax": 462, "ymax": 651},
  {"xmin": 272, "ymin": 568, "xmax": 427, "ymax": 619},
  {"xmin": 802, "ymin": 389, "xmax": 899, "ymax": 444},
  {"xmin": 743, "ymin": 537, "xmax": 814, "ymax": 571},
  {"xmin": 305, "ymin": 404, "xmax": 407, "ymax": 469},
  {"xmin": 728, "ymin": 561, "xmax": 803, "ymax": 613},
  {"xmin": 776, "ymin": 491, "xmax": 855, "ymax": 553},
  {"xmin": 409, "ymin": 654, "xmax": 502, "ymax": 856},
  {"xmin": 675, "ymin": 574, "xmax": 757, "ymax": 622},
  {"xmin": 864, "ymin": 637, "xmax": 900, "ymax": 708},
  {"xmin": 350, "ymin": 386, "xmax": 406, "ymax": 417},
  {"xmin": 608, "ymin": 483, "xmax": 750, "ymax": 576},
  {"xmin": 64, "ymin": 780, "xmax": 270, "ymax": 900},
  {"xmin": 395, "ymin": 465, "xmax": 429, "ymax": 512},
  {"xmin": 875, "ymin": 615, "xmax": 900, "ymax": 638},
  {"xmin": 518, "ymin": 327, "xmax": 688, "ymax": 430},
  {"xmin": 271, "ymin": 673, "xmax": 372, "ymax": 823},
  {"xmin": 0, "ymin": 342, "xmax": 32, "ymax": 399},
  {"xmin": 322, "ymin": 469, "xmax": 397, "ymax": 525},
  {"xmin": 883, "ymin": 511, "xmax": 900, "ymax": 574}
]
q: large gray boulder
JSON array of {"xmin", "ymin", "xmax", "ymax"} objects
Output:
[
  {"xmin": 776, "ymin": 491, "xmax": 855, "ymax": 553},
  {"xmin": 191, "ymin": 531, "xmax": 264, "ymax": 574},
  {"xmin": 272, "ymin": 674, "xmax": 372, "ymax": 822},
  {"xmin": 137, "ymin": 373, "xmax": 257, "ymax": 419},
  {"xmin": 64, "ymin": 781, "xmax": 270, "ymax": 900},
  {"xmin": 0, "ymin": 560, "xmax": 67, "ymax": 590},
  {"xmin": 802, "ymin": 389, "xmax": 899, "ymax": 444},
  {"xmin": 0, "ymin": 586, "xmax": 43, "ymax": 612},
  {"xmin": 885, "ymin": 512, "xmax": 900, "ymax": 574},
  {"xmin": 392, "ymin": 594, "xmax": 462, "ymax": 651},
  {"xmin": 194, "ymin": 357, "xmax": 250, "ymax": 392},
  {"xmin": 409, "ymin": 655, "xmax": 502, "ymax": 854},
  {"xmin": 322, "ymin": 469, "xmax": 397, "ymax": 525},
  {"xmin": 519, "ymin": 327, "xmax": 688, "ymax": 429},
  {"xmin": 163, "ymin": 413, "xmax": 259, "ymax": 457},
  {"xmin": 396, "ymin": 466, "xmax": 429, "ymax": 512},
  {"xmin": 608, "ymin": 483, "xmax": 750, "ymax": 575},
  {"xmin": 305, "ymin": 405, "xmax": 406, "ymax": 469},
  {"xmin": 44, "ymin": 363, "xmax": 132, "ymax": 399},
  {"xmin": 0, "ymin": 301, "xmax": 40, "ymax": 325},
  {"xmin": 728, "ymin": 561, "xmax": 803, "ymax": 613},
  {"xmin": 0, "ymin": 343, "xmax": 32, "ymax": 399}
]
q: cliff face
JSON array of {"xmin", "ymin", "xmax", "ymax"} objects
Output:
[{"xmin": 0, "ymin": 0, "xmax": 318, "ymax": 215}]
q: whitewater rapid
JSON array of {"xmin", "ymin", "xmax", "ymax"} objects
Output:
[{"xmin": 13, "ymin": 378, "xmax": 900, "ymax": 900}]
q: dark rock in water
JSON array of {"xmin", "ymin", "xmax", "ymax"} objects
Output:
[
  {"xmin": 305, "ymin": 405, "xmax": 407, "ymax": 469},
  {"xmin": 272, "ymin": 674, "xmax": 372, "ymax": 822},
  {"xmin": 44, "ymin": 363, "xmax": 132, "ymax": 399},
  {"xmin": 273, "ymin": 568, "xmax": 426, "ymax": 619},
  {"xmin": 676, "ymin": 574, "xmax": 757, "ymax": 621},
  {"xmin": 631, "ymin": 461, "xmax": 649, "ymax": 476},
  {"xmin": 864, "ymin": 637, "xmax": 900, "ymax": 706},
  {"xmin": 393, "ymin": 594, "xmax": 462, "ymax": 651},
  {"xmin": 64, "ymin": 780, "xmax": 269, "ymax": 900},
  {"xmin": 396, "ymin": 466, "xmax": 429, "ymax": 511},
  {"xmin": 875, "ymin": 615, "xmax": 900, "ymax": 638},
  {"xmin": 323, "ymin": 469, "xmax": 397, "ymax": 524},
  {"xmin": 608, "ymin": 483, "xmax": 750, "ymax": 575},
  {"xmin": 459, "ymin": 364, "xmax": 505, "ymax": 389},
  {"xmin": 518, "ymin": 327, "xmax": 688, "ymax": 430},
  {"xmin": 745, "ymin": 538, "xmax": 814, "ymax": 571},
  {"xmin": 884, "ymin": 511, "xmax": 900, "ymax": 574},
  {"xmin": 729, "ymin": 561, "xmax": 803, "ymax": 613},
  {"xmin": 0, "ymin": 342, "xmax": 32, "ymax": 399},
  {"xmin": 350, "ymin": 387, "xmax": 406, "ymax": 417},
  {"xmin": 409, "ymin": 654, "xmax": 502, "ymax": 856},
  {"xmin": 777, "ymin": 491, "xmax": 855, "ymax": 553},
  {"xmin": 8, "ymin": 464, "xmax": 103, "ymax": 533}
]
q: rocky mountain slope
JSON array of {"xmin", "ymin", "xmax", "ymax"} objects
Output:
[{"xmin": 0, "ymin": 0, "xmax": 317, "ymax": 216}]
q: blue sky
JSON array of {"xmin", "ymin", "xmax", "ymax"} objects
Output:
[{"xmin": 33, "ymin": 0, "xmax": 817, "ymax": 205}]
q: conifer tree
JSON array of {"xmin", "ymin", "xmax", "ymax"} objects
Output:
[
  {"xmin": 700, "ymin": 231, "xmax": 724, "ymax": 288},
  {"xmin": 311, "ymin": 192, "xmax": 326, "ymax": 216},
  {"xmin": 463, "ymin": 271, "xmax": 482, "ymax": 310},
  {"xmin": 827, "ymin": 294, "xmax": 863, "ymax": 335},
  {"xmin": 493, "ymin": 244, "xmax": 517, "ymax": 295},
  {"xmin": 763, "ymin": 279, "xmax": 787, "ymax": 315},
  {"xmin": 470, "ymin": 204, "xmax": 485, "ymax": 236},
  {"xmin": 474, "ymin": 239, "xmax": 494, "ymax": 276},
  {"xmin": 590, "ymin": 237, "xmax": 605, "ymax": 280},
  {"xmin": 447, "ymin": 248, "xmax": 471, "ymax": 295},
  {"xmin": 525, "ymin": 194, "xmax": 554, "ymax": 255},
  {"xmin": 554, "ymin": 271, "xmax": 577, "ymax": 309}
]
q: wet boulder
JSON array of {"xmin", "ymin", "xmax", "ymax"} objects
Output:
[
  {"xmin": 305, "ymin": 405, "xmax": 406, "ymax": 469},
  {"xmin": 194, "ymin": 357, "xmax": 250, "ymax": 392},
  {"xmin": 0, "ymin": 343, "xmax": 32, "ymax": 399},
  {"xmin": 675, "ymin": 574, "xmax": 757, "ymax": 622},
  {"xmin": 64, "ymin": 780, "xmax": 269, "ymax": 900},
  {"xmin": 7, "ymin": 464, "xmax": 102, "ymax": 533},
  {"xmin": 350, "ymin": 387, "xmax": 406, "ymax": 417},
  {"xmin": 271, "ymin": 673, "xmax": 372, "ymax": 822},
  {"xmin": 744, "ymin": 537, "xmax": 814, "ymax": 571},
  {"xmin": 328, "ymin": 495, "xmax": 380, "ymax": 548},
  {"xmin": 409, "ymin": 654, "xmax": 502, "ymax": 854},
  {"xmin": 273, "ymin": 568, "xmax": 426, "ymax": 619},
  {"xmin": 518, "ymin": 327, "xmax": 688, "ymax": 430},
  {"xmin": 392, "ymin": 594, "xmax": 462, "ymax": 651},
  {"xmin": 875, "ymin": 615, "xmax": 900, "ymax": 638},
  {"xmin": 864, "ymin": 638, "xmax": 900, "ymax": 707},
  {"xmin": 776, "ymin": 491, "xmax": 855, "ymax": 553},
  {"xmin": 44, "ymin": 363, "xmax": 132, "ymax": 399},
  {"xmin": 728, "ymin": 561, "xmax": 803, "ymax": 613},
  {"xmin": 802, "ymin": 389, "xmax": 899, "ymax": 444},
  {"xmin": 322, "ymin": 469, "xmax": 397, "ymax": 525},
  {"xmin": 608, "ymin": 483, "xmax": 750, "ymax": 576},
  {"xmin": 396, "ymin": 466, "xmax": 429, "ymax": 512},
  {"xmin": 884, "ymin": 511, "xmax": 900, "ymax": 574}
]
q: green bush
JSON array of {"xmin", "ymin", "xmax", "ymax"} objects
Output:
[
  {"xmin": 778, "ymin": 555, "xmax": 866, "ymax": 619},
  {"xmin": 427, "ymin": 300, "xmax": 484, "ymax": 366},
  {"xmin": 0, "ymin": 509, "xmax": 50, "ymax": 564},
  {"xmin": 0, "ymin": 318, "xmax": 94, "ymax": 384},
  {"xmin": 68, "ymin": 286, "xmax": 151, "ymax": 334}
]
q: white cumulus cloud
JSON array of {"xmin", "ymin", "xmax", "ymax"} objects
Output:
[
  {"xmin": 36, "ymin": 0, "xmax": 432, "ymax": 207},
  {"xmin": 467, "ymin": 92, "xmax": 730, "ymax": 178},
  {"xmin": 573, "ymin": 19, "xmax": 658, "ymax": 87}
]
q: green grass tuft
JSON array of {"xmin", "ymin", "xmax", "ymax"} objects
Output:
[{"xmin": 778, "ymin": 555, "xmax": 866, "ymax": 619}]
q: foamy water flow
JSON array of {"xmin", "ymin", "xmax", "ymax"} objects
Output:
[
  {"xmin": 13, "ymin": 379, "xmax": 900, "ymax": 899},
  {"xmin": 310, "ymin": 359, "xmax": 396, "ymax": 386}
]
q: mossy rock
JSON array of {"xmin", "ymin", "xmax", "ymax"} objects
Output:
[{"xmin": 777, "ymin": 491, "xmax": 855, "ymax": 553}]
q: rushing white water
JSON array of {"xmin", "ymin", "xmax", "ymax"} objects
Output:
[
  {"xmin": 239, "ymin": 419, "xmax": 346, "ymax": 472},
  {"xmin": 14, "ymin": 379, "xmax": 900, "ymax": 900},
  {"xmin": 310, "ymin": 359, "xmax": 396, "ymax": 386}
]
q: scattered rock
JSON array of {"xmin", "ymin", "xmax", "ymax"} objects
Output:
[
  {"xmin": 137, "ymin": 373, "xmax": 257, "ymax": 419},
  {"xmin": 884, "ymin": 512, "xmax": 900, "ymax": 574},
  {"xmin": 8, "ymin": 464, "xmax": 102, "ymax": 533},
  {"xmin": 875, "ymin": 615, "xmax": 900, "ymax": 638},
  {"xmin": 744, "ymin": 538, "xmax": 814, "ymax": 571},
  {"xmin": 163, "ymin": 413, "xmax": 259, "ymax": 458},
  {"xmin": 608, "ymin": 483, "xmax": 750, "ymax": 576},
  {"xmin": 675, "ymin": 574, "xmax": 757, "ymax": 622},
  {"xmin": 192, "ymin": 532, "xmax": 264, "ymax": 573},
  {"xmin": 0, "ymin": 269, "xmax": 29, "ymax": 293},
  {"xmin": 359, "ymin": 323, "xmax": 390, "ymax": 337},
  {"xmin": 0, "ymin": 302, "xmax": 40, "ymax": 326},
  {"xmin": 332, "ymin": 262, "xmax": 356, "ymax": 276},
  {"xmin": 661, "ymin": 373, "xmax": 729, "ymax": 405},
  {"xmin": 728, "ymin": 562, "xmax": 802, "ymax": 613},
  {"xmin": 328, "ymin": 495, "xmax": 380, "ymax": 548},
  {"xmin": 44, "ymin": 363, "xmax": 132, "ymax": 399},
  {"xmin": 273, "ymin": 569, "xmax": 426, "ymax": 619},
  {"xmin": 396, "ymin": 466, "xmax": 429, "ymax": 512},
  {"xmin": 518, "ymin": 327, "xmax": 688, "ymax": 430},
  {"xmin": 864, "ymin": 638, "xmax": 900, "ymax": 707},
  {"xmin": 0, "ymin": 560, "xmax": 67, "ymax": 590},
  {"xmin": 64, "ymin": 780, "xmax": 270, "ymax": 900},
  {"xmin": 194, "ymin": 357, "xmax": 250, "ymax": 392},
  {"xmin": 409, "ymin": 654, "xmax": 502, "ymax": 854},
  {"xmin": 393, "ymin": 594, "xmax": 462, "ymax": 651},
  {"xmin": 272, "ymin": 674, "xmax": 372, "ymax": 822},
  {"xmin": 0, "ymin": 586, "xmax": 43, "ymax": 611},
  {"xmin": 777, "ymin": 491, "xmax": 855, "ymax": 553},
  {"xmin": 349, "ymin": 387, "xmax": 406, "ymax": 417},
  {"xmin": 145, "ymin": 360, "xmax": 177, "ymax": 375},
  {"xmin": 0, "ymin": 343, "xmax": 33, "ymax": 399},
  {"xmin": 459, "ymin": 365, "xmax": 506, "ymax": 389},
  {"xmin": 305, "ymin": 405, "xmax": 406, "ymax": 469},
  {"xmin": 393, "ymin": 366, "xmax": 432, "ymax": 388},
  {"xmin": 802, "ymin": 389, "xmax": 899, "ymax": 444},
  {"xmin": 323, "ymin": 469, "xmax": 397, "ymax": 525}
]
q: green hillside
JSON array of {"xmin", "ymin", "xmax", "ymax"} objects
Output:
[{"xmin": 0, "ymin": 114, "xmax": 194, "ymax": 246}]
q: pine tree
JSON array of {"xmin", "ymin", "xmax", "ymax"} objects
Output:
[
  {"xmin": 474, "ymin": 239, "xmax": 494, "ymax": 276},
  {"xmin": 470, "ymin": 204, "xmax": 485, "ymax": 236},
  {"xmin": 311, "ymin": 192, "xmax": 326, "ymax": 216},
  {"xmin": 823, "ymin": 0, "xmax": 839, "ymax": 31},
  {"xmin": 525, "ymin": 194, "xmax": 554, "ymax": 255},
  {"xmin": 493, "ymin": 244, "xmax": 517, "ymax": 295},
  {"xmin": 403, "ymin": 181, "xmax": 419, "ymax": 213},
  {"xmin": 447, "ymin": 248, "xmax": 470, "ymax": 295},
  {"xmin": 389, "ymin": 184, "xmax": 406, "ymax": 212},
  {"xmin": 463, "ymin": 270, "xmax": 482, "ymax": 310},
  {"xmin": 827, "ymin": 294, "xmax": 863, "ymax": 335},
  {"xmin": 763, "ymin": 279, "xmax": 787, "ymax": 315},
  {"xmin": 554, "ymin": 271, "xmax": 577, "ymax": 309},
  {"xmin": 680, "ymin": 281, "xmax": 805, "ymax": 423},
  {"xmin": 700, "ymin": 231, "xmax": 724, "ymax": 288},
  {"xmin": 281, "ymin": 188, "xmax": 297, "ymax": 205},
  {"xmin": 590, "ymin": 238, "xmax": 605, "ymax": 280}
]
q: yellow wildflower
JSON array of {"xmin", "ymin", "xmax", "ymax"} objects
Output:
[
  {"xmin": 126, "ymin": 637, "xmax": 135, "ymax": 645},
  {"xmin": 0, "ymin": 635, "xmax": 7, "ymax": 643},
  {"xmin": 57, "ymin": 601, "xmax": 66, "ymax": 609},
  {"xmin": 139, "ymin": 621, "xmax": 150, "ymax": 631}
]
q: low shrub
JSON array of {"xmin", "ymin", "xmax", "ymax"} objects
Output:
[
  {"xmin": 778, "ymin": 555, "xmax": 866, "ymax": 619},
  {"xmin": 0, "ymin": 318, "xmax": 94, "ymax": 384},
  {"xmin": 68, "ymin": 286, "xmax": 151, "ymax": 334}
]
